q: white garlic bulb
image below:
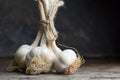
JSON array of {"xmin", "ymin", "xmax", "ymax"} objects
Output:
[
  {"xmin": 14, "ymin": 31, "xmax": 41, "ymax": 68},
  {"xmin": 26, "ymin": 34, "xmax": 56, "ymax": 68},
  {"xmin": 52, "ymin": 41, "xmax": 77, "ymax": 72}
]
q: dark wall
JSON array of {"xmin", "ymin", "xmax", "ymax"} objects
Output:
[{"xmin": 0, "ymin": 0, "xmax": 119, "ymax": 57}]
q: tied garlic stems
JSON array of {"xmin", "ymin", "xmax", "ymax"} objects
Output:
[
  {"xmin": 38, "ymin": 0, "xmax": 64, "ymax": 40},
  {"xmin": 37, "ymin": 0, "xmax": 80, "ymax": 74},
  {"xmin": 37, "ymin": 0, "xmax": 55, "ymax": 41},
  {"xmin": 47, "ymin": 0, "xmax": 64, "ymax": 38}
]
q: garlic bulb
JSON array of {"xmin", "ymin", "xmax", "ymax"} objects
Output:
[
  {"xmin": 26, "ymin": 34, "xmax": 56, "ymax": 67},
  {"xmin": 14, "ymin": 31, "xmax": 41, "ymax": 68},
  {"xmin": 51, "ymin": 41, "xmax": 77, "ymax": 73}
]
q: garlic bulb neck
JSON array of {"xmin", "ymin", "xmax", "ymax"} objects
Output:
[
  {"xmin": 40, "ymin": 34, "xmax": 46, "ymax": 47},
  {"xmin": 52, "ymin": 40, "xmax": 62, "ymax": 57}
]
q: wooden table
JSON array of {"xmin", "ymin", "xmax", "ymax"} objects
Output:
[{"xmin": 0, "ymin": 57, "xmax": 120, "ymax": 80}]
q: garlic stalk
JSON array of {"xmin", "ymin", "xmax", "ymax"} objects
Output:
[
  {"xmin": 41, "ymin": 0, "xmax": 49, "ymax": 13},
  {"xmin": 39, "ymin": 0, "xmax": 64, "ymax": 40},
  {"xmin": 37, "ymin": 0, "xmax": 55, "ymax": 41}
]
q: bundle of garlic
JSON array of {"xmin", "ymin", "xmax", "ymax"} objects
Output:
[{"xmin": 7, "ymin": 0, "xmax": 84, "ymax": 75}]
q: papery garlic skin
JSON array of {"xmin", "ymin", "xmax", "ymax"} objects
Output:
[{"xmin": 15, "ymin": 45, "xmax": 33, "ymax": 68}]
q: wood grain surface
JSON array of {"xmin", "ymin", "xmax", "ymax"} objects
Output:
[{"xmin": 0, "ymin": 57, "xmax": 120, "ymax": 80}]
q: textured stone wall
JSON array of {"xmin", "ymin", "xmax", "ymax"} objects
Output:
[{"xmin": 0, "ymin": 0, "xmax": 119, "ymax": 57}]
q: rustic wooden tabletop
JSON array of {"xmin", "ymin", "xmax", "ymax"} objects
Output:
[{"xmin": 0, "ymin": 57, "xmax": 120, "ymax": 80}]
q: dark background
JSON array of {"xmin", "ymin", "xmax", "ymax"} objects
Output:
[{"xmin": 0, "ymin": 0, "xmax": 119, "ymax": 57}]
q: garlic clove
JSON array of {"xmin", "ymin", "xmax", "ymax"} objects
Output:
[
  {"xmin": 28, "ymin": 47, "xmax": 41, "ymax": 58},
  {"xmin": 59, "ymin": 49, "xmax": 77, "ymax": 65},
  {"xmin": 26, "ymin": 47, "xmax": 42, "ymax": 63},
  {"xmin": 15, "ymin": 45, "xmax": 33, "ymax": 68},
  {"xmin": 54, "ymin": 49, "xmax": 78, "ymax": 73},
  {"xmin": 25, "ymin": 47, "xmax": 42, "ymax": 65}
]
